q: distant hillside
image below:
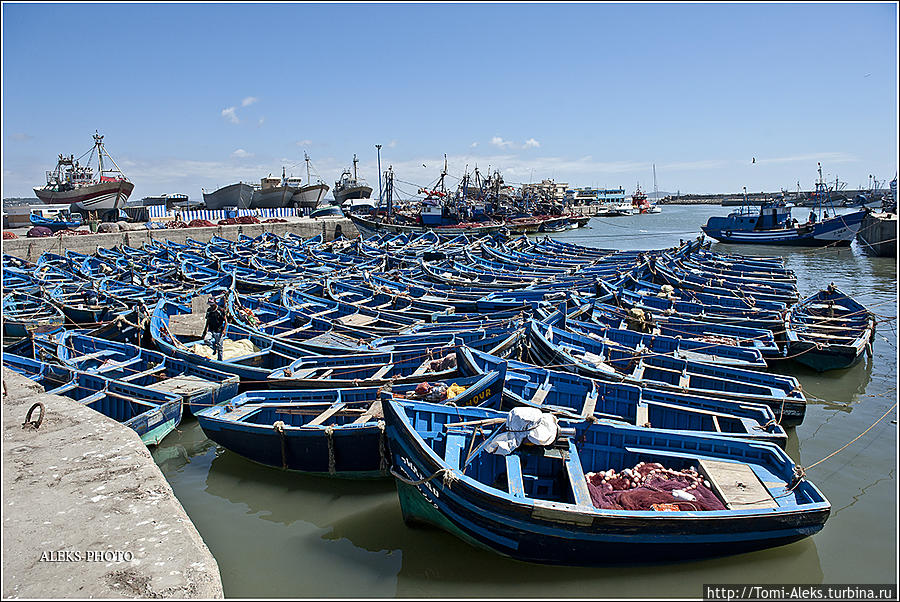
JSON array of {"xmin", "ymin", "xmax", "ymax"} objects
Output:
[{"xmin": 646, "ymin": 191, "xmax": 673, "ymax": 200}]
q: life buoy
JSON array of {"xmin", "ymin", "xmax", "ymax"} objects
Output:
[{"xmin": 725, "ymin": 230, "xmax": 733, "ymax": 238}]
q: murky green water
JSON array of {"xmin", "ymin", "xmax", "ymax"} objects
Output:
[{"xmin": 152, "ymin": 205, "xmax": 897, "ymax": 597}]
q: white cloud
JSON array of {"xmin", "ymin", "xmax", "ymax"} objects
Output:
[
  {"xmin": 491, "ymin": 136, "xmax": 514, "ymax": 148},
  {"xmin": 242, "ymin": 96, "xmax": 259, "ymax": 107},
  {"xmin": 257, "ymin": 116, "xmax": 265, "ymax": 127},
  {"xmin": 470, "ymin": 142, "xmax": 478, "ymax": 148},
  {"xmin": 231, "ymin": 149, "xmax": 252, "ymax": 159},
  {"xmin": 524, "ymin": 138, "xmax": 540, "ymax": 149},
  {"xmin": 388, "ymin": 140, "xmax": 398, "ymax": 148},
  {"xmin": 296, "ymin": 139, "xmax": 313, "ymax": 146},
  {"xmin": 221, "ymin": 107, "xmax": 239, "ymax": 124},
  {"xmin": 10, "ymin": 133, "xmax": 32, "ymax": 141}
]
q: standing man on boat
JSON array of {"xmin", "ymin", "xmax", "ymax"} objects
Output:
[{"xmin": 202, "ymin": 296, "xmax": 227, "ymax": 361}]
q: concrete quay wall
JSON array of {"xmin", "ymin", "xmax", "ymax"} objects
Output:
[
  {"xmin": 3, "ymin": 217, "xmax": 356, "ymax": 261},
  {"xmin": 1, "ymin": 367, "xmax": 224, "ymax": 598}
]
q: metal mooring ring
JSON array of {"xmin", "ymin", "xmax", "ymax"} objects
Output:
[{"xmin": 22, "ymin": 402, "xmax": 45, "ymax": 430}]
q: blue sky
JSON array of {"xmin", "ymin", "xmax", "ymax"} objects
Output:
[{"xmin": 2, "ymin": 2, "xmax": 897, "ymax": 200}]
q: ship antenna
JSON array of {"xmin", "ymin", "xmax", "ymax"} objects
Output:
[{"xmin": 352, "ymin": 154, "xmax": 358, "ymax": 181}]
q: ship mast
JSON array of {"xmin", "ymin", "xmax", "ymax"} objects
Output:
[
  {"xmin": 305, "ymin": 152, "xmax": 311, "ymax": 184},
  {"xmin": 94, "ymin": 131, "xmax": 105, "ymax": 176},
  {"xmin": 652, "ymin": 163, "xmax": 658, "ymax": 201},
  {"xmin": 352, "ymin": 154, "xmax": 358, "ymax": 181}
]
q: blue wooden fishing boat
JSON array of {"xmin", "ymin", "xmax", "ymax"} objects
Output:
[
  {"xmin": 785, "ymin": 285, "xmax": 876, "ymax": 372},
  {"xmin": 565, "ymin": 316, "xmax": 768, "ymax": 369},
  {"xmin": 46, "ymin": 283, "xmax": 131, "ymax": 325},
  {"xmin": 46, "ymin": 369, "xmax": 183, "ymax": 445},
  {"xmin": 384, "ymin": 399, "xmax": 830, "ymax": 564},
  {"xmin": 455, "ymin": 346, "xmax": 787, "ymax": 445},
  {"xmin": 2, "ymin": 292, "xmax": 66, "ymax": 338},
  {"xmin": 599, "ymin": 281, "xmax": 786, "ymax": 335},
  {"xmin": 3, "ymin": 354, "xmax": 182, "ymax": 446},
  {"xmin": 29, "ymin": 211, "xmax": 83, "ymax": 232},
  {"xmin": 589, "ymin": 301, "xmax": 782, "ymax": 359},
  {"xmin": 196, "ymin": 369, "xmax": 506, "ymax": 477},
  {"xmin": 43, "ymin": 331, "xmax": 240, "ymax": 415},
  {"xmin": 150, "ymin": 300, "xmax": 305, "ymax": 381},
  {"xmin": 2, "ymin": 352, "xmax": 72, "ymax": 387},
  {"xmin": 527, "ymin": 321, "xmax": 806, "ymax": 425},
  {"xmin": 267, "ymin": 346, "xmax": 462, "ymax": 388}
]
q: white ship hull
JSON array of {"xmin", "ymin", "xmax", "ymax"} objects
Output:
[
  {"xmin": 33, "ymin": 180, "xmax": 134, "ymax": 212},
  {"xmin": 292, "ymin": 183, "xmax": 330, "ymax": 208}
]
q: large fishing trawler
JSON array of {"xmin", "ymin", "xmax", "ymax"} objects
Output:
[{"xmin": 33, "ymin": 132, "xmax": 134, "ymax": 211}]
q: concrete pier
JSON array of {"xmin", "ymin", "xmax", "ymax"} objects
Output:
[
  {"xmin": 1, "ymin": 368, "xmax": 224, "ymax": 598},
  {"xmin": 2, "ymin": 217, "xmax": 356, "ymax": 262}
]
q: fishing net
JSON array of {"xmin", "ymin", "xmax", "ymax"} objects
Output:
[
  {"xmin": 191, "ymin": 338, "xmax": 259, "ymax": 360},
  {"xmin": 3, "ymin": 231, "xmax": 18, "ymax": 239},
  {"xmin": 187, "ymin": 219, "xmax": 216, "ymax": 228},
  {"xmin": 27, "ymin": 226, "xmax": 52, "ymax": 238},
  {"xmin": 585, "ymin": 462, "xmax": 726, "ymax": 511}
]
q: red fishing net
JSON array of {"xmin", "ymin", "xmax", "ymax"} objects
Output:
[{"xmin": 585, "ymin": 462, "xmax": 726, "ymax": 511}]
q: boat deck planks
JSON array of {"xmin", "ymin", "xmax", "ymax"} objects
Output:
[{"xmin": 698, "ymin": 459, "xmax": 778, "ymax": 510}]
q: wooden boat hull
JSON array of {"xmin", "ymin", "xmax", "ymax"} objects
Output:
[
  {"xmin": 785, "ymin": 287, "xmax": 875, "ymax": 372},
  {"xmin": 197, "ymin": 370, "xmax": 505, "ymax": 477},
  {"xmin": 34, "ymin": 180, "xmax": 134, "ymax": 211},
  {"xmin": 199, "ymin": 410, "xmax": 389, "ymax": 478},
  {"xmin": 786, "ymin": 342, "xmax": 867, "ymax": 372},
  {"xmin": 385, "ymin": 400, "xmax": 830, "ymax": 565}
]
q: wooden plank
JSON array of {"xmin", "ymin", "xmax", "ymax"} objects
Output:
[
  {"xmin": 147, "ymin": 375, "xmax": 217, "ymax": 396},
  {"xmin": 698, "ymin": 459, "xmax": 778, "ymax": 510},
  {"xmin": 581, "ymin": 389, "xmax": 598, "ymax": 418},
  {"xmin": 119, "ymin": 364, "xmax": 168, "ymax": 383},
  {"xmin": 277, "ymin": 324, "xmax": 312, "ymax": 338},
  {"xmin": 505, "ymin": 454, "xmax": 526, "ymax": 498},
  {"xmin": 635, "ymin": 404, "xmax": 650, "ymax": 427},
  {"xmin": 75, "ymin": 349, "xmax": 117, "ymax": 362},
  {"xmin": 564, "ymin": 441, "xmax": 594, "ymax": 508},
  {"xmin": 370, "ymin": 364, "xmax": 393, "ymax": 380},
  {"xmin": 305, "ymin": 402, "xmax": 347, "ymax": 427},
  {"xmin": 352, "ymin": 399, "xmax": 383, "ymax": 424},
  {"xmin": 410, "ymin": 360, "xmax": 432, "ymax": 376},
  {"xmin": 530, "ymin": 385, "xmax": 550, "ymax": 406},
  {"xmin": 337, "ymin": 313, "xmax": 378, "ymax": 327},
  {"xmin": 225, "ymin": 404, "xmax": 263, "ymax": 421},
  {"xmin": 444, "ymin": 433, "xmax": 466, "ymax": 470}
]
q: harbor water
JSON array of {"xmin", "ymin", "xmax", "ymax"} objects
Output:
[{"xmin": 151, "ymin": 205, "xmax": 897, "ymax": 597}]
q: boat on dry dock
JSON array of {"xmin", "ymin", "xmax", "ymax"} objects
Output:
[
  {"xmin": 33, "ymin": 132, "xmax": 134, "ymax": 211},
  {"xmin": 202, "ymin": 182, "xmax": 254, "ymax": 210}
]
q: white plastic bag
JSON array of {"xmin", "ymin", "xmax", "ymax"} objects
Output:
[{"xmin": 486, "ymin": 407, "xmax": 559, "ymax": 456}]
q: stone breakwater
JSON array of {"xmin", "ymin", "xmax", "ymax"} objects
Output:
[{"xmin": 2, "ymin": 368, "xmax": 224, "ymax": 598}]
